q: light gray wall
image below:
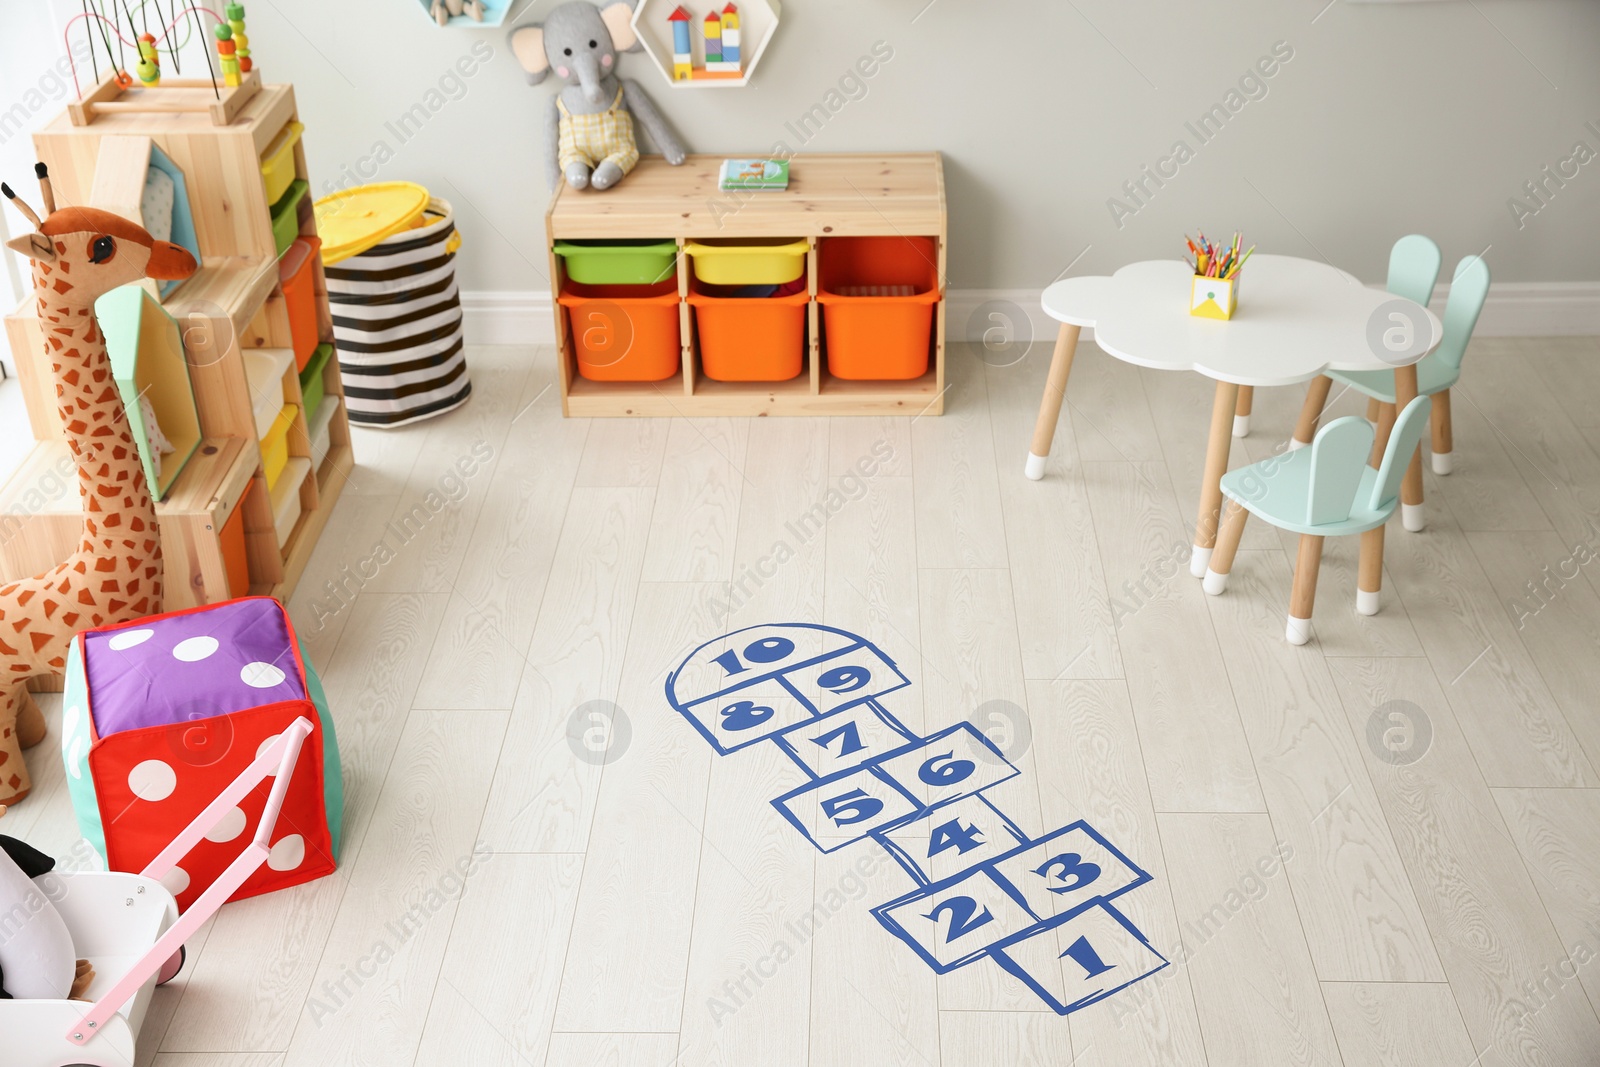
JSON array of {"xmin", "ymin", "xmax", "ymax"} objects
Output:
[{"xmin": 11, "ymin": 0, "xmax": 1600, "ymax": 297}]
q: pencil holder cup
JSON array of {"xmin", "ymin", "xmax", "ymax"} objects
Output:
[{"xmin": 1191, "ymin": 275, "xmax": 1238, "ymax": 320}]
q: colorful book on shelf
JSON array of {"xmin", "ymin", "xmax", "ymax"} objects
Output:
[{"xmin": 719, "ymin": 158, "xmax": 789, "ymax": 190}]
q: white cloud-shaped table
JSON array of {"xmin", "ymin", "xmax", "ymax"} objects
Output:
[{"xmin": 1027, "ymin": 255, "xmax": 1443, "ymax": 573}]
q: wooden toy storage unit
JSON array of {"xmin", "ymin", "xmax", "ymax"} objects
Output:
[
  {"xmin": 547, "ymin": 152, "xmax": 948, "ymax": 416},
  {"xmin": 0, "ymin": 74, "xmax": 353, "ymax": 613}
]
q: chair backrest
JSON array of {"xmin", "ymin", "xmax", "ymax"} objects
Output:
[
  {"xmin": 1432, "ymin": 255, "xmax": 1491, "ymax": 372},
  {"xmin": 1387, "ymin": 235, "xmax": 1442, "ymax": 308},
  {"xmin": 1305, "ymin": 416, "xmax": 1377, "ymax": 526},
  {"xmin": 1369, "ymin": 395, "xmax": 1434, "ymax": 511}
]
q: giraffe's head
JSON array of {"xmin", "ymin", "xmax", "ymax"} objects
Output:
[{"xmin": 4, "ymin": 163, "xmax": 196, "ymax": 308}]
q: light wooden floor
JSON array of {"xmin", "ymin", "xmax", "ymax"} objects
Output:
[{"xmin": 7, "ymin": 334, "xmax": 1600, "ymax": 1067}]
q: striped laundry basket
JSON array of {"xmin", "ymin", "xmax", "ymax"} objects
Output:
[{"xmin": 322, "ymin": 198, "xmax": 472, "ymax": 427}]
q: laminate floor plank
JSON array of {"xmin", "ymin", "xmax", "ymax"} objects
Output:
[
  {"xmin": 1081, "ymin": 460, "xmax": 1263, "ymax": 813},
  {"xmin": 1327, "ymin": 657, "xmax": 1600, "ymax": 1066},
  {"xmin": 1204, "ymin": 549, "xmax": 1444, "ymax": 982}
]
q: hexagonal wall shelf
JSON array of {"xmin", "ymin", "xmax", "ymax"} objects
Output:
[{"xmin": 631, "ymin": 0, "xmax": 781, "ymax": 89}]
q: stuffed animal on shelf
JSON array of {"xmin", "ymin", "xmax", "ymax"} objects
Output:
[
  {"xmin": 0, "ymin": 164, "xmax": 196, "ymax": 806},
  {"xmin": 509, "ymin": 0, "xmax": 687, "ymax": 192},
  {"xmin": 0, "ymin": 805, "xmax": 94, "ymax": 1001},
  {"xmin": 432, "ymin": 0, "xmax": 486, "ymax": 25}
]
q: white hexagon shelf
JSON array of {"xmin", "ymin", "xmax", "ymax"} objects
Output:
[{"xmin": 631, "ymin": 0, "xmax": 781, "ymax": 89}]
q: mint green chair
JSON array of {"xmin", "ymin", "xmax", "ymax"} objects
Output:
[
  {"xmin": 1290, "ymin": 234, "xmax": 1442, "ymax": 447},
  {"xmin": 1205, "ymin": 395, "xmax": 1433, "ymax": 645}
]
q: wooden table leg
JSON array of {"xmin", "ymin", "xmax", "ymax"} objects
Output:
[
  {"xmin": 1026, "ymin": 323, "xmax": 1081, "ymax": 480},
  {"xmin": 1191, "ymin": 379, "xmax": 1241, "ymax": 577},
  {"xmin": 1291, "ymin": 376, "xmax": 1332, "ymax": 449},
  {"xmin": 1394, "ymin": 363, "xmax": 1425, "ymax": 530},
  {"xmin": 1234, "ymin": 385, "xmax": 1254, "ymax": 438}
]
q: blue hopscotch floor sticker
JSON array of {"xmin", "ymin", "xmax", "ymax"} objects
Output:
[{"xmin": 664, "ymin": 622, "xmax": 1169, "ymax": 1017}]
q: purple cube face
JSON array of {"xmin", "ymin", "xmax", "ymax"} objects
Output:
[{"xmin": 84, "ymin": 598, "xmax": 307, "ymax": 738}]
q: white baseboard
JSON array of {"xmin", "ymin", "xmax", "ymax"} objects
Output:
[
  {"xmin": 461, "ymin": 290, "xmax": 556, "ymax": 345},
  {"xmin": 461, "ymin": 282, "xmax": 1600, "ymax": 346}
]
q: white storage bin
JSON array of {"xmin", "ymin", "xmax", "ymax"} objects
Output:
[
  {"xmin": 244, "ymin": 348, "xmax": 296, "ymax": 440},
  {"xmin": 308, "ymin": 395, "xmax": 341, "ymax": 464},
  {"xmin": 270, "ymin": 456, "xmax": 311, "ymax": 545}
]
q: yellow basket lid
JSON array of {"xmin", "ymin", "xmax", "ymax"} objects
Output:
[{"xmin": 313, "ymin": 182, "xmax": 430, "ymax": 265}]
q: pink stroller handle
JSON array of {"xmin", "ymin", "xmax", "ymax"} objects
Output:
[{"xmin": 65, "ymin": 716, "xmax": 314, "ymax": 1047}]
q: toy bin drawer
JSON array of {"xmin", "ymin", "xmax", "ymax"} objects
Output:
[
  {"xmin": 299, "ymin": 342, "xmax": 335, "ymax": 424},
  {"xmin": 244, "ymin": 347, "xmax": 296, "ymax": 439},
  {"xmin": 270, "ymin": 179, "xmax": 310, "ymax": 258},
  {"xmin": 279, "ymin": 237, "xmax": 322, "ymax": 371},
  {"xmin": 684, "ymin": 238, "xmax": 808, "ymax": 286},
  {"xmin": 687, "ymin": 279, "xmax": 808, "ymax": 382},
  {"xmin": 309, "ymin": 395, "xmax": 341, "ymax": 463},
  {"xmin": 260, "ymin": 121, "xmax": 305, "ymax": 205},
  {"xmin": 557, "ymin": 280, "xmax": 681, "ymax": 382},
  {"xmin": 261, "ymin": 404, "xmax": 299, "ymax": 491},
  {"xmin": 817, "ymin": 236, "xmax": 941, "ymax": 381},
  {"xmin": 553, "ymin": 240, "xmax": 677, "ymax": 285},
  {"xmin": 219, "ymin": 484, "xmax": 255, "ymax": 597},
  {"xmin": 271, "ymin": 457, "xmax": 312, "ymax": 545}
]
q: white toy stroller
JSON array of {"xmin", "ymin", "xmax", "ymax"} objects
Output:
[{"xmin": 1, "ymin": 717, "xmax": 314, "ymax": 1067}]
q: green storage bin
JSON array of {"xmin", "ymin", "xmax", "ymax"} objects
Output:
[
  {"xmin": 271, "ymin": 179, "xmax": 310, "ymax": 258},
  {"xmin": 553, "ymin": 239, "xmax": 677, "ymax": 285},
  {"xmin": 299, "ymin": 342, "xmax": 334, "ymax": 424}
]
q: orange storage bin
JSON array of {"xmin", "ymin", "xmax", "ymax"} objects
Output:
[
  {"xmin": 687, "ymin": 279, "xmax": 808, "ymax": 382},
  {"xmin": 279, "ymin": 236, "xmax": 322, "ymax": 371},
  {"xmin": 817, "ymin": 236, "xmax": 941, "ymax": 380},
  {"xmin": 219, "ymin": 484, "xmax": 254, "ymax": 597},
  {"xmin": 558, "ymin": 280, "xmax": 681, "ymax": 382}
]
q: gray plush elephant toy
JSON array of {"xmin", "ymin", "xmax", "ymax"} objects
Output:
[{"xmin": 509, "ymin": 0, "xmax": 687, "ymax": 192}]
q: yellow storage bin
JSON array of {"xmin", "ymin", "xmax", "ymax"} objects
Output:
[
  {"xmin": 684, "ymin": 238, "xmax": 808, "ymax": 286},
  {"xmin": 260, "ymin": 121, "xmax": 305, "ymax": 205},
  {"xmin": 261, "ymin": 403, "xmax": 299, "ymax": 491}
]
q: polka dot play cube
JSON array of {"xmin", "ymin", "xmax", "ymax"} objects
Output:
[{"xmin": 59, "ymin": 597, "xmax": 343, "ymax": 910}]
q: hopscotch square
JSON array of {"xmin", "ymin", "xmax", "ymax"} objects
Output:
[
  {"xmin": 988, "ymin": 822, "xmax": 1150, "ymax": 924},
  {"xmin": 872, "ymin": 866, "xmax": 1042, "ymax": 973},
  {"xmin": 990, "ymin": 901, "xmax": 1169, "ymax": 1016},
  {"xmin": 867, "ymin": 722, "xmax": 1020, "ymax": 809},
  {"xmin": 675, "ymin": 676, "xmax": 818, "ymax": 755},
  {"xmin": 774, "ymin": 701, "xmax": 920, "ymax": 780},
  {"xmin": 666, "ymin": 624, "xmax": 864, "ymax": 711},
  {"xmin": 875, "ymin": 794, "xmax": 1030, "ymax": 885},
  {"xmin": 776, "ymin": 642, "xmax": 911, "ymax": 718},
  {"xmin": 772, "ymin": 763, "xmax": 923, "ymax": 853}
]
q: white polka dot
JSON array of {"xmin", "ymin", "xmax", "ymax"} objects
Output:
[
  {"xmin": 127, "ymin": 759, "xmax": 177, "ymax": 801},
  {"xmin": 241, "ymin": 661, "xmax": 287, "ymax": 689},
  {"xmin": 205, "ymin": 806, "xmax": 247, "ymax": 843},
  {"xmin": 63, "ymin": 704, "xmax": 81, "ymax": 734},
  {"xmin": 159, "ymin": 866, "xmax": 190, "ymax": 896},
  {"xmin": 173, "ymin": 636, "xmax": 220, "ymax": 662},
  {"xmin": 267, "ymin": 834, "xmax": 305, "ymax": 872},
  {"xmin": 108, "ymin": 628, "xmax": 154, "ymax": 650},
  {"xmin": 257, "ymin": 734, "xmax": 282, "ymax": 774},
  {"xmin": 67, "ymin": 737, "xmax": 84, "ymax": 780}
]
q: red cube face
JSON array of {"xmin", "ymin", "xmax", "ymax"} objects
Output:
[{"xmin": 91, "ymin": 699, "xmax": 336, "ymax": 910}]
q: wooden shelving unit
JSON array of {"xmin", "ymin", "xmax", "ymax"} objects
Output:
[
  {"xmin": 0, "ymin": 81, "xmax": 352, "ymax": 612},
  {"xmin": 546, "ymin": 152, "xmax": 947, "ymax": 417}
]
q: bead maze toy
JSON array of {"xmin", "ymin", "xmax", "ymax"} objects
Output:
[{"xmin": 63, "ymin": 1, "xmax": 265, "ymax": 127}]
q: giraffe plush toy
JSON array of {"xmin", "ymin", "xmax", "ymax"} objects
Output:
[{"xmin": 0, "ymin": 164, "xmax": 196, "ymax": 805}]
